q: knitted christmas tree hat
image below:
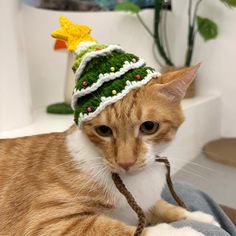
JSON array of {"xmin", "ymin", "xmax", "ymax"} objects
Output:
[{"xmin": 52, "ymin": 16, "xmax": 161, "ymax": 126}]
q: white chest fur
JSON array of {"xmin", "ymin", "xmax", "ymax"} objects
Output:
[
  {"xmin": 110, "ymin": 166, "xmax": 166, "ymax": 225},
  {"xmin": 66, "ymin": 130, "xmax": 166, "ymax": 225}
]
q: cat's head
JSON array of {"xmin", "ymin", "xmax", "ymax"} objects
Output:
[{"xmin": 81, "ymin": 65, "xmax": 199, "ymax": 173}]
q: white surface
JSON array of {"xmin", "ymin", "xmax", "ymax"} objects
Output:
[
  {"xmin": 175, "ymin": 154, "xmax": 236, "ymax": 208},
  {"xmin": 171, "ymin": 0, "xmax": 236, "ymax": 137},
  {"xmin": 0, "ymin": 0, "xmax": 32, "ymax": 132},
  {"xmin": 0, "ymin": 110, "xmax": 73, "ymax": 139},
  {"xmin": 198, "ymin": 1, "xmax": 236, "ymax": 137}
]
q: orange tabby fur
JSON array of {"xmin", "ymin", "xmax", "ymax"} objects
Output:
[{"xmin": 0, "ymin": 66, "xmax": 201, "ymax": 235}]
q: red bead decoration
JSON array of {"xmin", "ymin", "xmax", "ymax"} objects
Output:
[
  {"xmin": 87, "ymin": 107, "xmax": 92, "ymax": 113},
  {"xmin": 135, "ymin": 74, "xmax": 141, "ymax": 80},
  {"xmin": 96, "ymin": 48, "xmax": 101, "ymax": 51},
  {"xmin": 82, "ymin": 81, "xmax": 88, "ymax": 87}
]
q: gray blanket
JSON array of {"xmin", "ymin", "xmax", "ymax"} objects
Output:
[{"xmin": 162, "ymin": 182, "xmax": 236, "ymax": 236}]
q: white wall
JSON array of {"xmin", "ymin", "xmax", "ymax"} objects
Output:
[
  {"xmin": 0, "ymin": 0, "xmax": 32, "ymax": 132},
  {"xmin": 198, "ymin": 1, "xmax": 236, "ymax": 137},
  {"xmin": 172, "ymin": 0, "xmax": 236, "ymax": 137},
  {"xmin": 21, "ymin": 0, "xmax": 236, "ymax": 136}
]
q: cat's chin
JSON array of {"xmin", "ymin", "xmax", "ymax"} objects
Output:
[
  {"xmin": 106, "ymin": 159, "xmax": 157, "ymax": 176},
  {"xmin": 124, "ymin": 169, "xmax": 145, "ymax": 176},
  {"xmin": 101, "ymin": 162, "xmax": 144, "ymax": 175},
  {"xmin": 111, "ymin": 165, "xmax": 148, "ymax": 176}
]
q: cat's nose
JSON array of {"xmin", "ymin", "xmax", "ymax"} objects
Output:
[{"xmin": 117, "ymin": 161, "xmax": 135, "ymax": 171}]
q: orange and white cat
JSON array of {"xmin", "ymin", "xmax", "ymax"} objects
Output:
[{"xmin": 0, "ymin": 65, "xmax": 219, "ymax": 235}]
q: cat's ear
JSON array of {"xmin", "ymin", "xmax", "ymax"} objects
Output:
[{"xmin": 157, "ymin": 64, "xmax": 200, "ymax": 103}]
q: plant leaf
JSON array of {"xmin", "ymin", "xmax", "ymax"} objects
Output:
[
  {"xmin": 197, "ymin": 16, "xmax": 218, "ymax": 41},
  {"xmin": 220, "ymin": 0, "xmax": 236, "ymax": 8},
  {"xmin": 114, "ymin": 2, "xmax": 140, "ymax": 13}
]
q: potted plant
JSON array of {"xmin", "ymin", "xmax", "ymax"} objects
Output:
[{"xmin": 115, "ymin": 0, "xmax": 236, "ymax": 97}]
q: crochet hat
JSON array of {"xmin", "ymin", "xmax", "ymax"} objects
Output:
[{"xmin": 52, "ymin": 16, "xmax": 161, "ymax": 125}]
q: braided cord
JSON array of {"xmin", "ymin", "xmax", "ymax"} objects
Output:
[
  {"xmin": 111, "ymin": 156, "xmax": 187, "ymax": 236},
  {"xmin": 111, "ymin": 173, "xmax": 146, "ymax": 236},
  {"xmin": 155, "ymin": 156, "xmax": 188, "ymax": 209}
]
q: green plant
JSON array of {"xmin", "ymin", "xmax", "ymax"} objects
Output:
[{"xmin": 115, "ymin": 0, "xmax": 236, "ymax": 67}]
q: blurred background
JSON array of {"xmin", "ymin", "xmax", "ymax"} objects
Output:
[{"xmin": 0, "ymin": 0, "xmax": 235, "ymax": 223}]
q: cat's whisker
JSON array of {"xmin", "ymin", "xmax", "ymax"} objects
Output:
[
  {"xmin": 76, "ymin": 158, "xmax": 105, "ymax": 169},
  {"xmin": 90, "ymin": 167, "xmax": 108, "ymax": 180},
  {"xmin": 181, "ymin": 166, "xmax": 209, "ymax": 179},
  {"xmin": 51, "ymin": 159, "xmax": 77, "ymax": 169},
  {"xmin": 79, "ymin": 168, "xmax": 109, "ymax": 196},
  {"xmin": 145, "ymin": 156, "xmax": 156, "ymax": 166},
  {"xmin": 74, "ymin": 179, "xmax": 98, "ymax": 199},
  {"xmin": 70, "ymin": 159, "xmax": 109, "ymax": 197},
  {"xmin": 171, "ymin": 166, "xmax": 208, "ymax": 181},
  {"xmin": 78, "ymin": 161, "xmax": 104, "ymax": 169},
  {"xmin": 170, "ymin": 157, "xmax": 219, "ymax": 174},
  {"xmin": 145, "ymin": 164, "xmax": 158, "ymax": 174},
  {"xmin": 144, "ymin": 157, "xmax": 208, "ymax": 181},
  {"xmin": 184, "ymin": 162, "xmax": 219, "ymax": 174},
  {"xmin": 170, "ymin": 160, "xmax": 210, "ymax": 177}
]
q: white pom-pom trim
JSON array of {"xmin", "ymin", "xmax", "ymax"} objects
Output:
[
  {"xmin": 74, "ymin": 45, "xmax": 125, "ymax": 81},
  {"xmin": 72, "ymin": 70, "xmax": 161, "ymax": 126},
  {"xmin": 75, "ymin": 41, "xmax": 97, "ymax": 55},
  {"xmin": 73, "ymin": 58, "xmax": 145, "ymax": 99}
]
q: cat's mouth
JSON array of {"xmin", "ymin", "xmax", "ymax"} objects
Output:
[{"xmin": 104, "ymin": 161, "xmax": 147, "ymax": 175}]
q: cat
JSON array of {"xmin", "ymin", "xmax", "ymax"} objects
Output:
[{"xmin": 0, "ymin": 65, "xmax": 219, "ymax": 235}]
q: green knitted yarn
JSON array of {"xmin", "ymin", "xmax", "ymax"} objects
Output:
[
  {"xmin": 71, "ymin": 42, "xmax": 160, "ymax": 124},
  {"xmin": 74, "ymin": 66, "xmax": 154, "ymax": 120},
  {"xmin": 75, "ymin": 51, "xmax": 139, "ymax": 91},
  {"xmin": 73, "ymin": 44, "xmax": 107, "ymax": 70},
  {"xmin": 47, "ymin": 102, "xmax": 73, "ymax": 114}
]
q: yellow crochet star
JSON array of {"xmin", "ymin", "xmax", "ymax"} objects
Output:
[{"xmin": 51, "ymin": 16, "xmax": 96, "ymax": 52}]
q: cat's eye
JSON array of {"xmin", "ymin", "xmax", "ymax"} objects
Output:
[
  {"xmin": 95, "ymin": 125, "xmax": 113, "ymax": 137},
  {"xmin": 140, "ymin": 121, "xmax": 160, "ymax": 135}
]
